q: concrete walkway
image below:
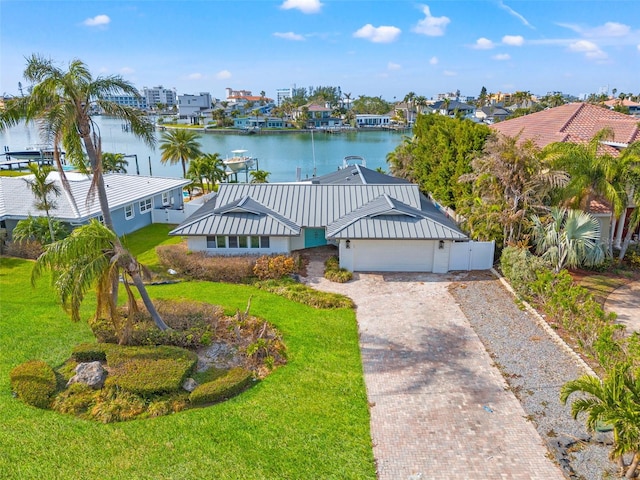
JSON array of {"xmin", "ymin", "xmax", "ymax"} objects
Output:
[
  {"xmin": 605, "ymin": 280, "xmax": 640, "ymax": 333},
  {"xmin": 302, "ymin": 256, "xmax": 563, "ymax": 479}
]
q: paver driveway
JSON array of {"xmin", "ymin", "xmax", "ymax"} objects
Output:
[{"xmin": 303, "ymin": 264, "xmax": 564, "ymax": 480}]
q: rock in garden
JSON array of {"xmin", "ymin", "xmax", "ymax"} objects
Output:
[
  {"xmin": 182, "ymin": 378, "xmax": 198, "ymax": 392},
  {"xmin": 67, "ymin": 361, "xmax": 107, "ymax": 389}
]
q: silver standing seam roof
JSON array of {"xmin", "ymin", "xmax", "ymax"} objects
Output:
[{"xmin": 171, "ymin": 182, "xmax": 468, "ymax": 241}]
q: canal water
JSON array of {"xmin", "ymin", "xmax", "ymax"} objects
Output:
[{"xmin": 0, "ymin": 117, "xmax": 409, "ymax": 182}]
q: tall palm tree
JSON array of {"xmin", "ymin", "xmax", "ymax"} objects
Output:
[
  {"xmin": 0, "ymin": 54, "xmax": 168, "ymax": 332},
  {"xmin": 250, "ymin": 170, "xmax": 270, "ymax": 184},
  {"xmin": 531, "ymin": 207, "xmax": 605, "ymax": 272},
  {"xmin": 159, "ymin": 129, "xmax": 203, "ymax": 178},
  {"xmin": 201, "ymin": 152, "xmax": 227, "ymax": 190},
  {"xmin": 616, "ymin": 141, "xmax": 640, "ymax": 260},
  {"xmin": 561, "ymin": 365, "xmax": 640, "ymax": 479},
  {"xmin": 23, "ymin": 163, "xmax": 61, "ymax": 242},
  {"xmin": 102, "ymin": 152, "xmax": 128, "ymax": 173}
]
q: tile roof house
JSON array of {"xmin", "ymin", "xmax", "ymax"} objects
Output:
[
  {"xmin": 0, "ymin": 172, "xmax": 190, "ymax": 239},
  {"xmin": 170, "ymin": 166, "xmax": 495, "ymax": 273}
]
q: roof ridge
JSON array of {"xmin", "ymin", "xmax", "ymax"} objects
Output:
[{"xmin": 557, "ymin": 102, "xmax": 585, "ymax": 134}]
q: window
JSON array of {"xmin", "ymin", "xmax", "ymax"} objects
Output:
[
  {"xmin": 250, "ymin": 236, "xmax": 260, "ymax": 248},
  {"xmin": 206, "ymin": 236, "xmax": 216, "ymax": 248},
  {"xmin": 206, "ymin": 236, "xmax": 227, "ymax": 248},
  {"xmin": 139, "ymin": 198, "xmax": 152, "ymax": 213},
  {"xmin": 125, "ymin": 204, "xmax": 134, "ymax": 220},
  {"xmin": 228, "ymin": 236, "xmax": 238, "ymax": 248},
  {"xmin": 162, "ymin": 192, "xmax": 170, "ymax": 206},
  {"xmin": 260, "ymin": 236, "xmax": 270, "ymax": 248},
  {"xmin": 238, "ymin": 236, "xmax": 248, "ymax": 248}
]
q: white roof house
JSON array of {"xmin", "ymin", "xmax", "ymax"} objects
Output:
[
  {"xmin": 0, "ymin": 172, "xmax": 191, "ymax": 238},
  {"xmin": 171, "ymin": 166, "xmax": 494, "ymax": 273}
]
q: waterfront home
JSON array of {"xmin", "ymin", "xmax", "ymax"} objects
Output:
[
  {"xmin": 170, "ymin": 165, "xmax": 494, "ymax": 273},
  {"xmin": 0, "ymin": 172, "xmax": 190, "ymax": 239}
]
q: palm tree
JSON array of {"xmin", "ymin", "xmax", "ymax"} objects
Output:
[
  {"xmin": 0, "ymin": 54, "xmax": 169, "ymax": 332},
  {"xmin": 561, "ymin": 365, "xmax": 640, "ymax": 479},
  {"xmin": 201, "ymin": 152, "xmax": 227, "ymax": 190},
  {"xmin": 159, "ymin": 129, "xmax": 203, "ymax": 178},
  {"xmin": 531, "ymin": 207, "xmax": 605, "ymax": 272},
  {"xmin": 23, "ymin": 163, "xmax": 61, "ymax": 242},
  {"xmin": 32, "ymin": 220, "xmax": 153, "ymax": 344},
  {"xmin": 403, "ymin": 91, "xmax": 416, "ymax": 124},
  {"xmin": 250, "ymin": 170, "xmax": 270, "ymax": 183},
  {"xmin": 102, "ymin": 152, "xmax": 128, "ymax": 173},
  {"xmin": 186, "ymin": 156, "xmax": 207, "ymax": 193}
]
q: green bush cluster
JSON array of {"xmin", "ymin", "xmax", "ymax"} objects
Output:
[
  {"xmin": 323, "ymin": 256, "xmax": 353, "ymax": 283},
  {"xmin": 10, "ymin": 360, "xmax": 58, "ymax": 408},
  {"xmin": 71, "ymin": 342, "xmax": 109, "ymax": 362},
  {"xmin": 255, "ymin": 278, "xmax": 354, "ymax": 309},
  {"xmin": 157, "ymin": 244, "xmax": 256, "ymax": 283},
  {"xmin": 189, "ymin": 367, "xmax": 254, "ymax": 405},
  {"xmin": 107, "ymin": 357, "xmax": 195, "ymax": 396}
]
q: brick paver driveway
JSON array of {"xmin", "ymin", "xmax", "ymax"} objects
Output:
[{"xmin": 304, "ymin": 266, "xmax": 564, "ymax": 480}]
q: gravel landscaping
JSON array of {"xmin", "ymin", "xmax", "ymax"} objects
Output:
[{"xmin": 449, "ymin": 270, "xmax": 618, "ymax": 480}]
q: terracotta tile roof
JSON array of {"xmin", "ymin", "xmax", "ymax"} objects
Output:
[{"xmin": 490, "ymin": 102, "xmax": 640, "ymax": 152}]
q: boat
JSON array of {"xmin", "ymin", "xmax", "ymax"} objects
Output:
[
  {"xmin": 224, "ymin": 149, "xmax": 256, "ymax": 173},
  {"xmin": 341, "ymin": 155, "xmax": 366, "ymax": 169},
  {"xmin": 2, "ymin": 145, "xmax": 65, "ymax": 170}
]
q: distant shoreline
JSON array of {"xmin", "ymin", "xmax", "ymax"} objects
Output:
[{"xmin": 156, "ymin": 126, "xmax": 410, "ymax": 135}]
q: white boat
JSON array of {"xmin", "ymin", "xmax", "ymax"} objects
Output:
[
  {"xmin": 224, "ymin": 149, "xmax": 256, "ymax": 173},
  {"xmin": 3, "ymin": 145, "xmax": 63, "ymax": 161}
]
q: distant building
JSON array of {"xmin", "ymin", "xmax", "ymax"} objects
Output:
[
  {"xmin": 355, "ymin": 114, "xmax": 390, "ymax": 127},
  {"xmin": 178, "ymin": 92, "xmax": 213, "ymax": 120},
  {"xmin": 276, "ymin": 87, "xmax": 293, "ymax": 106},
  {"xmin": 103, "ymin": 94, "xmax": 147, "ymax": 109},
  {"xmin": 143, "ymin": 86, "xmax": 177, "ymax": 109}
]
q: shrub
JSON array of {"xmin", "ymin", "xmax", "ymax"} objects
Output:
[
  {"xmin": 71, "ymin": 342, "xmax": 109, "ymax": 362},
  {"xmin": 89, "ymin": 387, "xmax": 146, "ymax": 423},
  {"xmin": 105, "ymin": 344, "xmax": 198, "ymax": 367},
  {"xmin": 10, "ymin": 360, "xmax": 57, "ymax": 408},
  {"xmin": 88, "ymin": 317, "xmax": 119, "ymax": 344},
  {"xmin": 107, "ymin": 357, "xmax": 195, "ymax": 396},
  {"xmin": 189, "ymin": 367, "xmax": 254, "ymax": 405},
  {"xmin": 52, "ymin": 383, "xmax": 98, "ymax": 416},
  {"xmin": 157, "ymin": 244, "xmax": 256, "ymax": 283},
  {"xmin": 253, "ymin": 254, "xmax": 297, "ymax": 280},
  {"xmin": 4, "ymin": 239, "xmax": 44, "ymax": 260},
  {"xmin": 255, "ymin": 278, "xmax": 354, "ymax": 309},
  {"xmin": 324, "ymin": 255, "xmax": 353, "ymax": 283},
  {"xmin": 500, "ymin": 246, "xmax": 549, "ymax": 300}
]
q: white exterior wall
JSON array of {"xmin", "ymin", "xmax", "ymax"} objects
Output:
[
  {"xmin": 339, "ymin": 239, "xmax": 440, "ymax": 272},
  {"xmin": 289, "ymin": 235, "xmax": 306, "ymax": 251},
  {"xmin": 186, "ymin": 236, "xmax": 290, "ymax": 255}
]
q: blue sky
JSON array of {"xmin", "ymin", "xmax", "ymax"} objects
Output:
[{"xmin": 1, "ymin": 0, "xmax": 639, "ymax": 101}]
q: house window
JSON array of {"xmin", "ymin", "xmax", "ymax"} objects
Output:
[
  {"xmin": 139, "ymin": 198, "xmax": 152, "ymax": 213},
  {"xmin": 238, "ymin": 236, "xmax": 248, "ymax": 248},
  {"xmin": 228, "ymin": 236, "xmax": 238, "ymax": 248},
  {"xmin": 206, "ymin": 236, "xmax": 227, "ymax": 248},
  {"xmin": 162, "ymin": 192, "xmax": 170, "ymax": 206},
  {"xmin": 125, "ymin": 204, "xmax": 134, "ymax": 220},
  {"xmin": 206, "ymin": 236, "xmax": 216, "ymax": 248},
  {"xmin": 250, "ymin": 236, "xmax": 260, "ymax": 248},
  {"xmin": 260, "ymin": 236, "xmax": 270, "ymax": 248}
]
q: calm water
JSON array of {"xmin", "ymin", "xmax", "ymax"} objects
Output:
[{"xmin": 0, "ymin": 117, "xmax": 408, "ymax": 182}]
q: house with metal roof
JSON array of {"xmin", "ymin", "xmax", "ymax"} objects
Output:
[
  {"xmin": 0, "ymin": 172, "xmax": 191, "ymax": 239},
  {"xmin": 170, "ymin": 167, "xmax": 494, "ymax": 273}
]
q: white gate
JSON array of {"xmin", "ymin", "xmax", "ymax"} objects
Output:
[{"xmin": 449, "ymin": 240, "xmax": 495, "ymax": 271}]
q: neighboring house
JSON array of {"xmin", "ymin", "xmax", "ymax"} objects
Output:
[
  {"xmin": 430, "ymin": 100, "xmax": 476, "ymax": 117},
  {"xmin": 604, "ymin": 98, "xmax": 640, "ymax": 116},
  {"xmin": 491, "ymin": 102, "xmax": 640, "ymax": 245},
  {"xmin": 475, "ymin": 105, "xmax": 510, "ymax": 124},
  {"xmin": 355, "ymin": 114, "xmax": 391, "ymax": 128},
  {"xmin": 233, "ymin": 116, "xmax": 291, "ymax": 129},
  {"xmin": 170, "ymin": 165, "xmax": 494, "ymax": 273},
  {"xmin": 293, "ymin": 104, "xmax": 343, "ymax": 129},
  {"xmin": 0, "ymin": 172, "xmax": 191, "ymax": 239},
  {"xmin": 178, "ymin": 92, "xmax": 213, "ymax": 121}
]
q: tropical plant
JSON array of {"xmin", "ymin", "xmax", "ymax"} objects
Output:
[
  {"xmin": 23, "ymin": 163, "xmax": 61, "ymax": 241},
  {"xmin": 102, "ymin": 152, "xmax": 128, "ymax": 173},
  {"xmin": 12, "ymin": 215, "xmax": 68, "ymax": 245},
  {"xmin": 159, "ymin": 129, "xmax": 203, "ymax": 178},
  {"xmin": 187, "ymin": 153, "xmax": 227, "ymax": 193},
  {"xmin": 0, "ymin": 54, "xmax": 168, "ymax": 332},
  {"xmin": 616, "ymin": 141, "xmax": 640, "ymax": 261},
  {"xmin": 250, "ymin": 170, "xmax": 270, "ymax": 184},
  {"xmin": 32, "ymin": 220, "xmax": 168, "ymax": 342},
  {"xmin": 560, "ymin": 364, "xmax": 640, "ymax": 479},
  {"xmin": 531, "ymin": 207, "xmax": 605, "ymax": 272}
]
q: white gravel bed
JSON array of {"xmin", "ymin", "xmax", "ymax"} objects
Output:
[{"xmin": 449, "ymin": 270, "xmax": 618, "ymax": 480}]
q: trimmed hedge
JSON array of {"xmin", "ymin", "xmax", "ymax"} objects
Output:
[
  {"xmin": 71, "ymin": 342, "xmax": 109, "ymax": 362},
  {"xmin": 324, "ymin": 256, "xmax": 353, "ymax": 283},
  {"xmin": 189, "ymin": 367, "xmax": 254, "ymax": 405},
  {"xmin": 10, "ymin": 360, "xmax": 57, "ymax": 408},
  {"xmin": 105, "ymin": 344, "xmax": 198, "ymax": 368},
  {"xmin": 107, "ymin": 357, "xmax": 195, "ymax": 396}
]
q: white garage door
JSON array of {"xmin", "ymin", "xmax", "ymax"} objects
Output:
[{"xmin": 353, "ymin": 240, "xmax": 436, "ymax": 272}]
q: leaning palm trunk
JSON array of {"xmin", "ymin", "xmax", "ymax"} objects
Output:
[{"xmin": 78, "ymin": 120, "xmax": 169, "ymax": 331}]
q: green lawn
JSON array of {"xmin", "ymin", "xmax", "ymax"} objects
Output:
[{"xmin": 0, "ymin": 233, "xmax": 375, "ymax": 479}]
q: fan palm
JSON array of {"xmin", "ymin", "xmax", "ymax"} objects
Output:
[
  {"xmin": 561, "ymin": 365, "xmax": 640, "ymax": 478},
  {"xmin": 160, "ymin": 129, "xmax": 203, "ymax": 178},
  {"xmin": 0, "ymin": 54, "xmax": 168, "ymax": 332},
  {"xmin": 531, "ymin": 207, "xmax": 605, "ymax": 272}
]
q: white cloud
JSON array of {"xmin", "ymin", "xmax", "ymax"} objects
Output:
[
  {"xmin": 353, "ymin": 24, "xmax": 401, "ymax": 43},
  {"xmin": 443, "ymin": 70, "xmax": 457, "ymax": 76},
  {"xmin": 591, "ymin": 22, "xmax": 631, "ymax": 37},
  {"xmin": 120, "ymin": 67, "xmax": 134, "ymax": 75},
  {"xmin": 502, "ymin": 35, "xmax": 524, "ymax": 46},
  {"xmin": 429, "ymin": 56, "xmax": 438, "ymax": 65},
  {"xmin": 83, "ymin": 14, "xmax": 110, "ymax": 27},
  {"xmin": 413, "ymin": 5, "xmax": 450, "ymax": 37},
  {"xmin": 492, "ymin": 53, "xmax": 511, "ymax": 61},
  {"xmin": 273, "ymin": 31, "xmax": 305, "ymax": 41},
  {"xmin": 473, "ymin": 37, "xmax": 495, "ymax": 49},
  {"xmin": 568, "ymin": 40, "xmax": 607, "ymax": 59},
  {"xmin": 637, "ymin": 44, "xmax": 640, "ymax": 52},
  {"xmin": 187, "ymin": 73, "xmax": 203, "ymax": 80},
  {"xmin": 498, "ymin": 1, "xmax": 534, "ymax": 29},
  {"xmin": 280, "ymin": 0, "xmax": 322, "ymax": 14},
  {"xmin": 216, "ymin": 70, "xmax": 232, "ymax": 80},
  {"xmin": 387, "ymin": 62, "xmax": 401, "ymax": 70}
]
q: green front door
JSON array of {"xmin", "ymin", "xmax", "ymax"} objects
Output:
[{"xmin": 304, "ymin": 228, "xmax": 327, "ymax": 248}]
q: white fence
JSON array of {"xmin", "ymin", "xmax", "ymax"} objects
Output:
[{"xmin": 449, "ymin": 240, "xmax": 495, "ymax": 271}]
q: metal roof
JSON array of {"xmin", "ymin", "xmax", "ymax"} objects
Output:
[
  {"xmin": 171, "ymin": 182, "xmax": 468, "ymax": 241},
  {"xmin": 0, "ymin": 172, "xmax": 190, "ymax": 222},
  {"xmin": 309, "ymin": 164, "xmax": 410, "ymax": 185}
]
